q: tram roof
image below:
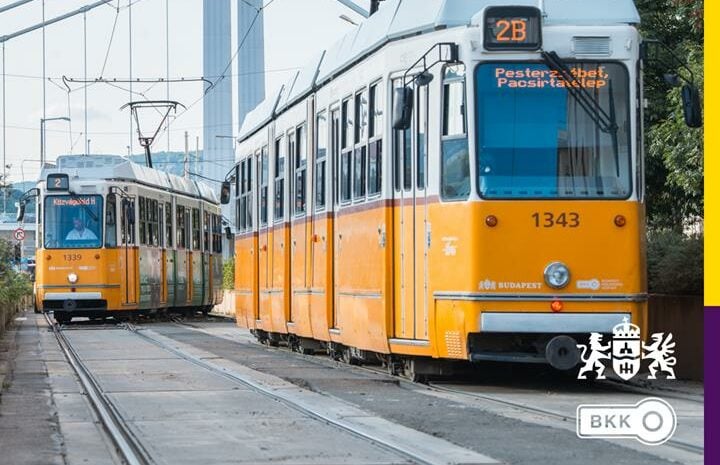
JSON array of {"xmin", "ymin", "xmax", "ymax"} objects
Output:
[
  {"xmin": 41, "ymin": 155, "xmax": 219, "ymax": 203},
  {"xmin": 239, "ymin": 0, "xmax": 640, "ymax": 141}
]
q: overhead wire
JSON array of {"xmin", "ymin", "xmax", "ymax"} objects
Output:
[{"xmin": 160, "ymin": 0, "xmax": 277, "ymax": 135}]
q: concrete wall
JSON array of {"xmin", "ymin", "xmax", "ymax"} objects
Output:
[{"xmin": 648, "ymin": 294, "xmax": 703, "ymax": 381}]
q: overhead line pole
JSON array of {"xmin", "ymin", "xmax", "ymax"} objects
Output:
[
  {"xmin": 0, "ymin": 0, "xmax": 114, "ymax": 44},
  {"xmin": 335, "ymin": 0, "xmax": 369, "ymax": 18},
  {"xmin": 0, "ymin": 0, "xmax": 35, "ymax": 15}
]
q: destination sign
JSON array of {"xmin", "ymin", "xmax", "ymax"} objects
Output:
[
  {"xmin": 494, "ymin": 66, "xmax": 610, "ymax": 89},
  {"xmin": 484, "ymin": 6, "xmax": 541, "ymax": 51},
  {"xmin": 52, "ymin": 196, "xmax": 97, "ymax": 207}
]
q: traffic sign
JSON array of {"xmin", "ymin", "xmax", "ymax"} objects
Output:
[{"xmin": 13, "ymin": 228, "xmax": 25, "ymax": 241}]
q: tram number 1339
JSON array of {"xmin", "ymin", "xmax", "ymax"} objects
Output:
[{"xmin": 532, "ymin": 212, "xmax": 580, "ymax": 228}]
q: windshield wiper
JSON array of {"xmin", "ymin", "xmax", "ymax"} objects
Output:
[
  {"xmin": 541, "ymin": 50, "xmax": 621, "ymax": 177},
  {"xmin": 541, "ymin": 51, "xmax": 618, "ymax": 134},
  {"xmin": 68, "ymin": 192, "xmax": 99, "ymax": 222}
]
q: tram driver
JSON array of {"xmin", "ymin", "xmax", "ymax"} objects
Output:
[{"xmin": 65, "ymin": 217, "xmax": 98, "ymax": 241}]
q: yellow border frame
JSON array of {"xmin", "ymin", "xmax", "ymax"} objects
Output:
[{"xmin": 706, "ymin": 5, "xmax": 716, "ymax": 305}]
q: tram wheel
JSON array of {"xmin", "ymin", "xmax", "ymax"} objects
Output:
[{"xmin": 55, "ymin": 314, "xmax": 71, "ymax": 324}]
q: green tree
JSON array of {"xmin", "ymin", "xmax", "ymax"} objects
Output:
[{"xmin": 637, "ymin": 0, "xmax": 704, "ymax": 230}]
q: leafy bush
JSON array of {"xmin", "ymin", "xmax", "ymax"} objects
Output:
[
  {"xmin": 223, "ymin": 258, "xmax": 235, "ymax": 290},
  {"xmin": 647, "ymin": 230, "xmax": 703, "ymax": 295}
]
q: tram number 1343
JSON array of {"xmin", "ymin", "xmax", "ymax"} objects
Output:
[{"xmin": 532, "ymin": 212, "xmax": 580, "ymax": 228}]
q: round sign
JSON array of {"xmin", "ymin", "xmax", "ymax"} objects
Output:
[{"xmin": 13, "ymin": 228, "xmax": 25, "ymax": 241}]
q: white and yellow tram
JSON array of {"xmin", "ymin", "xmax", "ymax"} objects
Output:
[
  {"xmin": 20, "ymin": 155, "xmax": 224, "ymax": 323},
  {"xmin": 225, "ymin": 0, "xmax": 699, "ymax": 377}
]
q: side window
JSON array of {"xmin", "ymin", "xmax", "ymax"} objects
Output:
[
  {"xmin": 274, "ymin": 137, "xmax": 285, "ymax": 222},
  {"xmin": 417, "ymin": 84, "xmax": 428, "ymax": 190},
  {"xmin": 260, "ymin": 147, "xmax": 269, "ymax": 226},
  {"xmin": 192, "ymin": 208, "xmax": 200, "ymax": 250},
  {"xmin": 236, "ymin": 157, "xmax": 254, "ymax": 231},
  {"xmin": 176, "ymin": 205, "xmax": 186, "ymax": 249},
  {"xmin": 148, "ymin": 200, "xmax": 160, "ymax": 247},
  {"xmin": 368, "ymin": 82, "xmax": 383, "ymax": 195},
  {"xmin": 393, "ymin": 78, "xmax": 412, "ymax": 191},
  {"xmin": 294, "ymin": 124, "xmax": 307, "ymax": 215},
  {"xmin": 139, "ymin": 197, "xmax": 147, "ymax": 245},
  {"xmin": 165, "ymin": 202, "xmax": 173, "ymax": 248},
  {"xmin": 203, "ymin": 211, "xmax": 210, "ymax": 251},
  {"xmin": 315, "ymin": 110, "xmax": 328, "ymax": 210},
  {"xmin": 105, "ymin": 194, "xmax": 117, "ymax": 247},
  {"xmin": 121, "ymin": 198, "xmax": 136, "ymax": 245},
  {"xmin": 441, "ymin": 64, "xmax": 470, "ymax": 200},
  {"xmin": 353, "ymin": 89, "xmax": 368, "ymax": 200},
  {"xmin": 341, "ymin": 97, "xmax": 352, "ymax": 203}
]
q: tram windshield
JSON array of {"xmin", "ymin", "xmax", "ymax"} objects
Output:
[
  {"xmin": 476, "ymin": 62, "xmax": 631, "ymax": 199},
  {"xmin": 44, "ymin": 195, "xmax": 103, "ymax": 249}
]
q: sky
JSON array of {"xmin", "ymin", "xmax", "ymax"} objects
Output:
[{"xmin": 0, "ymin": 0, "xmax": 367, "ymax": 184}]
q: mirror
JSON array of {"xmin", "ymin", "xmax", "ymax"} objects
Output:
[
  {"xmin": 416, "ymin": 71, "xmax": 434, "ymax": 87},
  {"xmin": 16, "ymin": 202, "xmax": 25, "ymax": 223},
  {"xmin": 220, "ymin": 181, "xmax": 231, "ymax": 205},
  {"xmin": 224, "ymin": 226, "xmax": 233, "ymax": 240},
  {"xmin": 681, "ymin": 84, "xmax": 702, "ymax": 128},
  {"xmin": 393, "ymin": 86, "xmax": 414, "ymax": 131}
]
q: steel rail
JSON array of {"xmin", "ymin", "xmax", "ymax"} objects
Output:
[
  {"xmin": 44, "ymin": 314, "xmax": 153, "ymax": 465},
  {"xmin": 428, "ymin": 383, "xmax": 704, "ymax": 456},
  {"xmin": 130, "ymin": 326, "xmax": 438, "ymax": 465},
  {"xmin": 167, "ymin": 318, "xmax": 704, "ymax": 456}
]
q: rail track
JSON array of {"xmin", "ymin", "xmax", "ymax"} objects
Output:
[
  {"xmin": 44, "ymin": 313, "xmax": 153, "ymax": 465},
  {"xmin": 167, "ymin": 317, "xmax": 704, "ymax": 458},
  {"xmin": 50, "ymin": 313, "xmax": 486, "ymax": 465},
  {"xmin": 130, "ymin": 325, "xmax": 447, "ymax": 465}
]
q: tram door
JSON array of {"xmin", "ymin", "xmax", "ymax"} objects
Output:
[
  {"xmin": 121, "ymin": 198, "xmax": 138, "ymax": 306},
  {"xmin": 393, "ymin": 81, "xmax": 429, "ymax": 340},
  {"xmin": 257, "ymin": 148, "xmax": 271, "ymax": 319},
  {"xmin": 330, "ymin": 108, "xmax": 340, "ymax": 328}
]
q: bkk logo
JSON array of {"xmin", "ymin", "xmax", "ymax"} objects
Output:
[{"xmin": 576, "ymin": 318, "xmax": 677, "ymax": 381}]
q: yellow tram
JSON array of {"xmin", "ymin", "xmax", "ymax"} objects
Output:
[
  {"xmin": 19, "ymin": 155, "xmax": 224, "ymax": 323},
  {"xmin": 225, "ymin": 0, "xmax": 698, "ymax": 378}
]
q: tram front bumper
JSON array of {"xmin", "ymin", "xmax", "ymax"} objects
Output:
[
  {"xmin": 468, "ymin": 312, "xmax": 631, "ymax": 370},
  {"xmin": 42, "ymin": 292, "xmax": 108, "ymax": 313}
]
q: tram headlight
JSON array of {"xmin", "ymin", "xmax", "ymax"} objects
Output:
[
  {"xmin": 67, "ymin": 273, "xmax": 78, "ymax": 284},
  {"xmin": 544, "ymin": 262, "xmax": 570, "ymax": 289}
]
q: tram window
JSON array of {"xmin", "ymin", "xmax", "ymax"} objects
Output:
[
  {"xmin": 341, "ymin": 98, "xmax": 352, "ymax": 150},
  {"xmin": 353, "ymin": 146, "xmax": 366, "ymax": 199},
  {"xmin": 165, "ymin": 202, "xmax": 173, "ymax": 248},
  {"xmin": 355, "ymin": 89, "xmax": 368, "ymax": 144},
  {"xmin": 259, "ymin": 149, "xmax": 269, "ymax": 225},
  {"xmin": 151, "ymin": 200, "xmax": 160, "ymax": 247},
  {"xmin": 417, "ymin": 85, "xmax": 428, "ymax": 190},
  {"xmin": 340, "ymin": 152, "xmax": 352, "ymax": 202},
  {"xmin": 403, "ymin": 128, "xmax": 412, "ymax": 191},
  {"xmin": 316, "ymin": 111, "xmax": 328, "ymax": 210},
  {"xmin": 105, "ymin": 194, "xmax": 117, "ymax": 248},
  {"xmin": 369, "ymin": 142, "xmax": 382, "ymax": 195},
  {"xmin": 368, "ymin": 82, "xmax": 383, "ymax": 196},
  {"xmin": 176, "ymin": 206, "xmax": 186, "ymax": 249},
  {"xmin": 441, "ymin": 64, "xmax": 470, "ymax": 201},
  {"xmin": 294, "ymin": 125, "xmax": 307, "ymax": 215},
  {"xmin": 368, "ymin": 83, "xmax": 383, "ymax": 139},
  {"xmin": 139, "ymin": 197, "xmax": 146, "ymax": 245},
  {"xmin": 203, "ymin": 211, "xmax": 210, "ymax": 251},
  {"xmin": 121, "ymin": 198, "xmax": 135, "ymax": 246},
  {"xmin": 192, "ymin": 208, "xmax": 200, "ymax": 250},
  {"xmin": 274, "ymin": 137, "xmax": 285, "ymax": 222}
]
